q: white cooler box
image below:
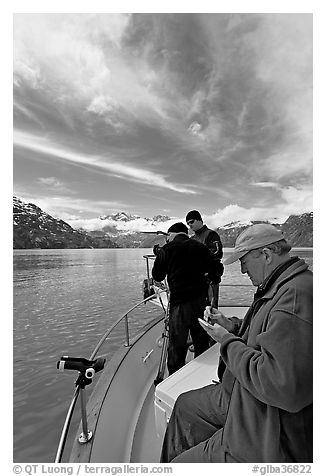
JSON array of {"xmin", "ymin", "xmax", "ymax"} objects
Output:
[{"xmin": 154, "ymin": 343, "xmax": 221, "ymax": 438}]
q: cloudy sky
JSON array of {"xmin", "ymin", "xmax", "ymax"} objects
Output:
[{"xmin": 13, "ymin": 12, "xmax": 312, "ymax": 231}]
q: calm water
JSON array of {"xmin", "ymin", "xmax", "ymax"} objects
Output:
[{"xmin": 13, "ymin": 248, "xmax": 313, "ymax": 462}]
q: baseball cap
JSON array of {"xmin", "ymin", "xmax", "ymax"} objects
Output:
[{"xmin": 224, "ymin": 223, "xmax": 285, "ymax": 265}]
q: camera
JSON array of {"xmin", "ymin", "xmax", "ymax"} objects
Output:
[{"xmin": 153, "ymin": 244, "xmax": 162, "ymax": 256}]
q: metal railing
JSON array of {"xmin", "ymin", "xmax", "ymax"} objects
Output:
[{"xmin": 54, "ymin": 285, "xmax": 167, "ymax": 463}]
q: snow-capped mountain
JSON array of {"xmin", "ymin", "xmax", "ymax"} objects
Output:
[
  {"xmin": 99, "ymin": 211, "xmax": 170, "ymax": 225},
  {"xmin": 100, "ymin": 211, "xmax": 141, "ymax": 222},
  {"xmin": 98, "ymin": 210, "xmax": 172, "ymax": 240},
  {"xmin": 217, "ymin": 214, "xmax": 313, "ymax": 247},
  {"xmin": 13, "ymin": 196, "xmax": 118, "ymax": 249},
  {"xmin": 13, "ymin": 196, "xmax": 313, "ymax": 249},
  {"xmin": 152, "ymin": 215, "xmax": 170, "ymax": 223},
  {"xmin": 220, "ymin": 220, "xmax": 256, "ymax": 230},
  {"xmin": 93, "ymin": 210, "xmax": 313, "ymax": 248}
]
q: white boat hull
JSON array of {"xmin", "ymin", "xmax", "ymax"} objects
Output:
[
  {"xmin": 69, "ymin": 306, "xmax": 248, "ymax": 463},
  {"xmin": 70, "ymin": 316, "xmax": 165, "ymax": 462}
]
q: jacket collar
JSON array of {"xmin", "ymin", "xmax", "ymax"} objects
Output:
[
  {"xmin": 195, "ymin": 224, "xmax": 207, "ymax": 235},
  {"xmin": 256, "ymin": 257, "xmax": 308, "ymax": 301},
  {"xmin": 237, "ymin": 257, "xmax": 308, "ymax": 338}
]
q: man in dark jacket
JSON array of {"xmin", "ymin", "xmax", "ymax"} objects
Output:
[
  {"xmin": 160, "ymin": 224, "xmax": 312, "ymax": 463},
  {"xmin": 186, "ymin": 210, "xmax": 223, "ymax": 307},
  {"xmin": 186, "ymin": 210, "xmax": 223, "ymax": 259},
  {"xmin": 152, "ymin": 222, "xmax": 223, "ymax": 375}
]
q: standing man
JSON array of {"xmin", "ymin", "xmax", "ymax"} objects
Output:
[
  {"xmin": 152, "ymin": 222, "xmax": 222, "ymax": 375},
  {"xmin": 160, "ymin": 224, "xmax": 312, "ymax": 463},
  {"xmin": 186, "ymin": 210, "xmax": 223, "ymax": 307},
  {"xmin": 186, "ymin": 209, "xmax": 223, "ymax": 258}
]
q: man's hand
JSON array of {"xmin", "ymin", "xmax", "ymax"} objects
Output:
[
  {"xmin": 204, "ymin": 306, "xmax": 234, "ymax": 332},
  {"xmin": 198, "ymin": 319, "xmax": 229, "ymax": 343}
]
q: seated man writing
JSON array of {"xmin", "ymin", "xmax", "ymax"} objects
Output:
[{"xmin": 160, "ymin": 223, "xmax": 312, "ymax": 463}]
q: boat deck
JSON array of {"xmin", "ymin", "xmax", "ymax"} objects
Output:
[
  {"xmin": 130, "ymin": 384, "xmax": 162, "ymax": 462},
  {"xmin": 69, "ymin": 306, "xmax": 248, "ymax": 463},
  {"xmin": 129, "ymin": 345, "xmax": 197, "ymax": 461}
]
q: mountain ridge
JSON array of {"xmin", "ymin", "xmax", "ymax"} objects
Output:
[
  {"xmin": 13, "ymin": 196, "xmax": 119, "ymax": 249},
  {"xmin": 13, "ymin": 196, "xmax": 313, "ymax": 249}
]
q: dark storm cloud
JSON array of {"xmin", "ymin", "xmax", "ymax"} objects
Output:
[{"xmin": 13, "ymin": 13, "xmax": 312, "ymax": 225}]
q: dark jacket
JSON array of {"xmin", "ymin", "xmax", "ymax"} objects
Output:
[
  {"xmin": 152, "ymin": 234, "xmax": 222, "ymax": 305},
  {"xmin": 219, "ymin": 258, "xmax": 313, "ymax": 462},
  {"xmin": 192, "ymin": 224, "xmax": 223, "ymax": 260}
]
